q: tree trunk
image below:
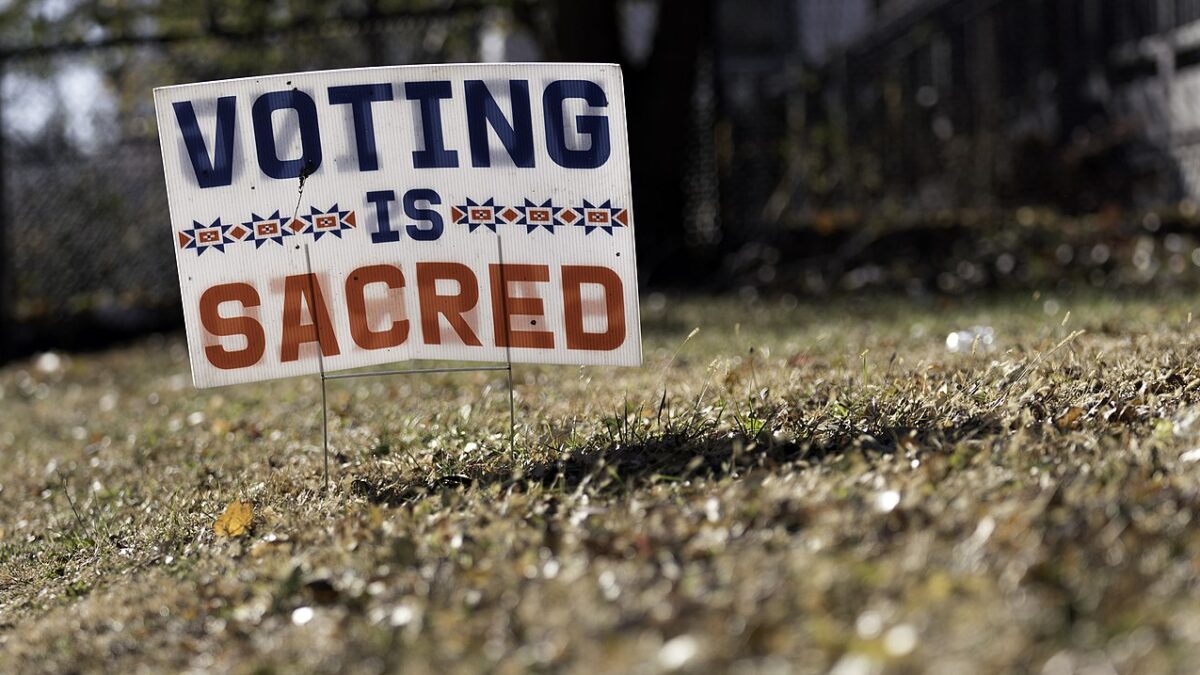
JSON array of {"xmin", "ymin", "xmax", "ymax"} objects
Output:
[
  {"xmin": 626, "ymin": 0, "xmax": 712, "ymax": 284},
  {"xmin": 554, "ymin": 0, "xmax": 714, "ymax": 285}
]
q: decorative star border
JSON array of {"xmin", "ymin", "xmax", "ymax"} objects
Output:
[
  {"xmin": 573, "ymin": 199, "xmax": 629, "ymax": 235},
  {"xmin": 177, "ymin": 217, "xmax": 250, "ymax": 255},
  {"xmin": 242, "ymin": 210, "xmax": 292, "ymax": 248},
  {"xmin": 516, "ymin": 199, "xmax": 564, "ymax": 233},
  {"xmin": 176, "ymin": 198, "xmax": 630, "ymax": 255},
  {"xmin": 451, "ymin": 197, "xmax": 630, "ymax": 235},
  {"xmin": 451, "ymin": 198, "xmax": 507, "ymax": 233},
  {"xmin": 294, "ymin": 203, "xmax": 358, "ymax": 241}
]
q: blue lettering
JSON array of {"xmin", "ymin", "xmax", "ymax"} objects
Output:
[
  {"xmin": 251, "ymin": 90, "xmax": 323, "ymax": 180},
  {"xmin": 405, "ymin": 81, "xmax": 459, "ymax": 169},
  {"xmin": 173, "ymin": 96, "xmax": 237, "ymax": 188},
  {"xmin": 329, "ymin": 83, "xmax": 393, "ymax": 172},
  {"xmin": 543, "ymin": 80, "xmax": 611, "ymax": 169},
  {"xmin": 465, "ymin": 80, "xmax": 534, "ymax": 168},
  {"xmin": 403, "ymin": 189, "xmax": 444, "ymax": 241},
  {"xmin": 366, "ymin": 190, "xmax": 400, "ymax": 244}
]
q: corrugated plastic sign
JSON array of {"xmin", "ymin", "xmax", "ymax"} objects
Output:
[{"xmin": 155, "ymin": 63, "xmax": 641, "ymax": 388}]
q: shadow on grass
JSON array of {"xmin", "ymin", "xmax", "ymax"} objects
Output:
[{"xmin": 350, "ymin": 411, "xmax": 1004, "ymax": 506}]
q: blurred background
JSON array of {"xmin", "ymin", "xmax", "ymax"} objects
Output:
[{"xmin": 0, "ymin": 0, "xmax": 1195, "ymax": 360}]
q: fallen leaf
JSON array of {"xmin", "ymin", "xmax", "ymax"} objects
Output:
[
  {"xmin": 1055, "ymin": 406, "xmax": 1084, "ymax": 429},
  {"xmin": 214, "ymin": 499, "xmax": 254, "ymax": 537}
]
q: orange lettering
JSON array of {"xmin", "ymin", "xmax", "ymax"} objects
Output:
[
  {"xmin": 489, "ymin": 264, "xmax": 554, "ymax": 349},
  {"xmin": 346, "ymin": 264, "xmax": 408, "ymax": 350},
  {"xmin": 562, "ymin": 265, "xmax": 624, "ymax": 350},
  {"xmin": 281, "ymin": 273, "xmax": 341, "ymax": 362},
  {"xmin": 416, "ymin": 262, "xmax": 482, "ymax": 346},
  {"xmin": 199, "ymin": 283, "xmax": 265, "ymax": 369}
]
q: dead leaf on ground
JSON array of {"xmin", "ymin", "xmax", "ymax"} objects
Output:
[
  {"xmin": 1055, "ymin": 406, "xmax": 1084, "ymax": 430},
  {"xmin": 214, "ymin": 499, "xmax": 254, "ymax": 538}
]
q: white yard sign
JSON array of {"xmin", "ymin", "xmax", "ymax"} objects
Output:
[{"xmin": 155, "ymin": 64, "xmax": 641, "ymax": 388}]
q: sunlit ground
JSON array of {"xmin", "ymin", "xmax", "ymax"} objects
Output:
[{"xmin": 3, "ymin": 292, "xmax": 1200, "ymax": 673}]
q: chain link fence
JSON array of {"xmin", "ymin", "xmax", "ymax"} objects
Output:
[
  {"xmin": 5, "ymin": 0, "xmax": 1200, "ymax": 359},
  {"xmin": 707, "ymin": 0, "xmax": 1200, "ymax": 296},
  {"xmin": 0, "ymin": 8, "xmax": 487, "ymax": 359}
]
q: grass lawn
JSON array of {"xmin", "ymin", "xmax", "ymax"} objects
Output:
[{"xmin": 4, "ymin": 292, "xmax": 1200, "ymax": 673}]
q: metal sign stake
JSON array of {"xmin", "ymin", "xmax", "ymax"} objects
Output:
[
  {"xmin": 303, "ymin": 231, "xmax": 520, "ymax": 492},
  {"xmin": 304, "ymin": 244, "xmax": 331, "ymax": 493},
  {"xmin": 496, "ymin": 232, "xmax": 517, "ymax": 459}
]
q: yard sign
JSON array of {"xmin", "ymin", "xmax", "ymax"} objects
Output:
[{"xmin": 155, "ymin": 64, "xmax": 641, "ymax": 388}]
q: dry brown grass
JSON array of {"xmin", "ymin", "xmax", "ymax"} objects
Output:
[{"xmin": 4, "ymin": 292, "xmax": 1200, "ymax": 673}]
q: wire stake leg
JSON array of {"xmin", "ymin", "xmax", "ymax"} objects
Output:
[
  {"xmin": 496, "ymin": 234, "xmax": 517, "ymax": 460},
  {"xmin": 304, "ymin": 244, "xmax": 330, "ymax": 493}
]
